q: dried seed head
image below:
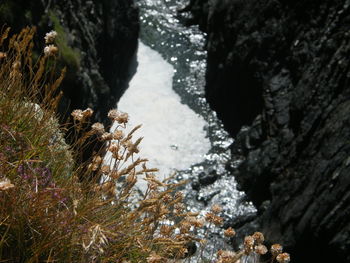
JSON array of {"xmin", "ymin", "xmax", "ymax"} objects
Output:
[
  {"xmin": 205, "ymin": 212, "xmax": 215, "ymax": 223},
  {"xmin": 224, "ymin": 227, "xmax": 236, "ymax": 237},
  {"xmin": 162, "ymin": 193, "xmax": 172, "ymax": 203},
  {"xmin": 213, "ymin": 215, "xmax": 223, "ymax": 226},
  {"xmin": 160, "ymin": 225, "xmax": 173, "ymax": 237},
  {"xmin": 44, "ymin": 44, "xmax": 58, "ymax": 56},
  {"xmin": 211, "ymin": 204, "xmax": 223, "ymax": 214},
  {"xmin": 113, "ymin": 130, "xmax": 124, "ymax": 140},
  {"xmin": 276, "ymin": 253, "xmax": 290, "ymax": 263},
  {"xmin": 91, "ymin": 122, "xmax": 105, "ymax": 135},
  {"xmin": 71, "ymin": 109, "xmax": 84, "ymax": 121},
  {"xmin": 116, "ymin": 112, "xmax": 129, "ymax": 124},
  {"xmin": 0, "ymin": 178, "xmax": 14, "ymax": 191},
  {"xmin": 100, "ymin": 165, "xmax": 110, "ymax": 175},
  {"xmin": 271, "ymin": 244, "xmax": 283, "ymax": 256},
  {"xmin": 44, "ymin": 30, "xmax": 58, "ymax": 43},
  {"xmin": 126, "ymin": 173, "xmax": 136, "ymax": 185},
  {"xmin": 88, "ymin": 155, "xmax": 103, "ymax": 171},
  {"xmin": 108, "ymin": 142, "xmax": 119, "ymax": 153},
  {"xmin": 244, "ymin": 236, "xmax": 255, "ymax": 253},
  {"xmin": 174, "ymin": 203, "xmax": 185, "ymax": 214},
  {"xmin": 108, "ymin": 142, "xmax": 119, "ymax": 154},
  {"xmin": 255, "ymin": 244, "xmax": 268, "ymax": 255},
  {"xmin": 82, "ymin": 108, "xmax": 93, "ymax": 118},
  {"xmin": 252, "ymin": 232, "xmax": 264, "ymax": 244},
  {"xmin": 108, "ymin": 109, "xmax": 119, "ymax": 120}
]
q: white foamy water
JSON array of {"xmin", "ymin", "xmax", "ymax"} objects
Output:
[{"xmin": 108, "ymin": 41, "xmax": 210, "ymax": 189}]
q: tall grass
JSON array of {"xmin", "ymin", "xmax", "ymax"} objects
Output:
[{"xmin": 0, "ymin": 27, "xmax": 290, "ymax": 263}]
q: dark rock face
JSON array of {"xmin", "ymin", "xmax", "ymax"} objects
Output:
[
  {"xmin": 0, "ymin": 0, "xmax": 139, "ymax": 123},
  {"xmin": 183, "ymin": 0, "xmax": 350, "ymax": 262}
]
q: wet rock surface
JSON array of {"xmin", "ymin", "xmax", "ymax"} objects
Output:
[
  {"xmin": 0, "ymin": 0, "xmax": 139, "ymax": 123},
  {"xmin": 183, "ymin": 0, "xmax": 350, "ymax": 262}
]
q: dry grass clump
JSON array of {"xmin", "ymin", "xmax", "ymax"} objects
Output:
[
  {"xmin": 0, "ymin": 27, "xmax": 290, "ymax": 263},
  {"xmin": 0, "ymin": 27, "xmax": 201, "ymax": 263}
]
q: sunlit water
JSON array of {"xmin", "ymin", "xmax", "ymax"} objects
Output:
[
  {"xmin": 113, "ymin": 41, "xmax": 211, "ymax": 190},
  {"xmin": 109, "ymin": 0, "xmax": 257, "ymax": 260}
]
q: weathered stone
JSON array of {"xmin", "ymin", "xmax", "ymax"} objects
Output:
[{"xmin": 183, "ymin": 0, "xmax": 350, "ymax": 262}]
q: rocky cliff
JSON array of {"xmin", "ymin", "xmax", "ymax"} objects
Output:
[
  {"xmin": 0, "ymin": 0, "xmax": 139, "ymax": 122},
  {"xmin": 182, "ymin": 0, "xmax": 350, "ymax": 262}
]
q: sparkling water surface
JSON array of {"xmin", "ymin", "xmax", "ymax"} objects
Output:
[{"xmin": 114, "ymin": 0, "xmax": 257, "ymax": 259}]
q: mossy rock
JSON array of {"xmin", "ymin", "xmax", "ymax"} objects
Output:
[{"xmin": 49, "ymin": 11, "xmax": 81, "ymax": 71}]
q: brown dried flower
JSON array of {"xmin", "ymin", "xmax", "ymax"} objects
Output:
[
  {"xmin": 244, "ymin": 236, "xmax": 255, "ymax": 253},
  {"xmin": 107, "ymin": 109, "xmax": 119, "ymax": 120},
  {"xmin": 71, "ymin": 109, "xmax": 84, "ymax": 121},
  {"xmin": 211, "ymin": 204, "xmax": 223, "ymax": 214},
  {"xmin": 224, "ymin": 227, "xmax": 236, "ymax": 237},
  {"xmin": 160, "ymin": 225, "xmax": 173, "ymax": 237},
  {"xmin": 252, "ymin": 231, "xmax": 264, "ymax": 244},
  {"xmin": 108, "ymin": 142, "xmax": 119, "ymax": 153},
  {"xmin": 271, "ymin": 244, "xmax": 283, "ymax": 256},
  {"xmin": 100, "ymin": 165, "xmax": 110, "ymax": 175},
  {"xmin": 88, "ymin": 155, "xmax": 103, "ymax": 171},
  {"xmin": 44, "ymin": 44, "xmax": 58, "ymax": 56},
  {"xmin": 205, "ymin": 212, "xmax": 215, "ymax": 223},
  {"xmin": 113, "ymin": 130, "xmax": 124, "ymax": 140},
  {"xmin": 255, "ymin": 244, "xmax": 268, "ymax": 255},
  {"xmin": 82, "ymin": 108, "xmax": 94, "ymax": 118},
  {"xmin": 213, "ymin": 215, "xmax": 223, "ymax": 226},
  {"xmin": 162, "ymin": 194, "xmax": 172, "ymax": 203},
  {"xmin": 276, "ymin": 253, "xmax": 290, "ymax": 263},
  {"xmin": 116, "ymin": 112, "xmax": 129, "ymax": 124},
  {"xmin": 174, "ymin": 203, "xmax": 185, "ymax": 214},
  {"xmin": 91, "ymin": 122, "xmax": 105, "ymax": 135}
]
